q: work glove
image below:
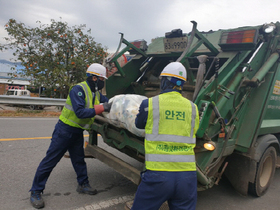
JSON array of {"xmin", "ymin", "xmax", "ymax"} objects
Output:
[
  {"xmin": 103, "ymin": 102, "xmax": 112, "ymax": 112},
  {"xmin": 94, "ymin": 102, "xmax": 112, "ymax": 115}
]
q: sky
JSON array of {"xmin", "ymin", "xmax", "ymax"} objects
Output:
[{"xmin": 0, "ymin": 0, "xmax": 280, "ymax": 61}]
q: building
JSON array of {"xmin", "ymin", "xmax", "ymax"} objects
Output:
[{"xmin": 0, "ymin": 62, "xmax": 31, "ymax": 95}]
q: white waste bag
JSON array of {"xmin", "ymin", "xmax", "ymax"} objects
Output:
[{"xmin": 103, "ymin": 94, "xmax": 147, "ymax": 137}]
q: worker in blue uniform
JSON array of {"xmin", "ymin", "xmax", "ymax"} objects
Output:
[
  {"xmin": 131, "ymin": 62, "xmax": 200, "ymax": 210},
  {"xmin": 29, "ymin": 63, "xmax": 111, "ymax": 209}
]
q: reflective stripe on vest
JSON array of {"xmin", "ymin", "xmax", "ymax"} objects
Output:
[
  {"xmin": 59, "ymin": 82, "xmax": 100, "ymax": 130},
  {"xmin": 145, "ymin": 92, "xmax": 198, "ymax": 171},
  {"xmin": 146, "ymin": 154, "xmax": 196, "ymax": 162},
  {"xmin": 64, "ymin": 83, "xmax": 92, "ymax": 110}
]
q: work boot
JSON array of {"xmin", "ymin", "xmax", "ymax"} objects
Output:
[
  {"xmin": 30, "ymin": 191, "xmax": 45, "ymax": 209},
  {"xmin": 76, "ymin": 182, "xmax": 97, "ymax": 195}
]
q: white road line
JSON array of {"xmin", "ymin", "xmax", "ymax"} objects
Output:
[{"xmin": 74, "ymin": 195, "xmax": 134, "ymax": 210}]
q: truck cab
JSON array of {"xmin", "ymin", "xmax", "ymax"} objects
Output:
[
  {"xmin": 5, "ymin": 89, "xmax": 46, "ymax": 110},
  {"xmin": 6, "ymin": 89, "xmax": 31, "ymax": 97}
]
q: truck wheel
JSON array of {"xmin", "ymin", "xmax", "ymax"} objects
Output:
[{"xmin": 249, "ymin": 146, "xmax": 277, "ymax": 196}]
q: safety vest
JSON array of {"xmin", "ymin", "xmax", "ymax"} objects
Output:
[
  {"xmin": 59, "ymin": 81, "xmax": 100, "ymax": 130},
  {"xmin": 145, "ymin": 91, "xmax": 199, "ymax": 171}
]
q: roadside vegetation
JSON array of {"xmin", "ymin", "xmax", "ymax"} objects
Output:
[
  {"xmin": 1, "ymin": 18, "xmax": 108, "ymax": 98},
  {"xmin": 0, "ymin": 108, "xmax": 60, "ymax": 117}
]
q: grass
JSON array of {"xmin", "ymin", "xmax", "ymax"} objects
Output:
[{"xmin": 0, "ymin": 108, "xmax": 61, "ymax": 117}]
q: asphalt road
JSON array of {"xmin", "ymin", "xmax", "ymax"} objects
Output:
[{"xmin": 1, "ymin": 117, "xmax": 280, "ymax": 210}]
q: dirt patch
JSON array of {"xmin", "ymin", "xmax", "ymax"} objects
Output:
[{"xmin": 0, "ymin": 110, "xmax": 61, "ymax": 117}]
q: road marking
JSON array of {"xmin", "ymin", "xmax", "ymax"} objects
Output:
[
  {"xmin": 73, "ymin": 195, "xmax": 134, "ymax": 210},
  {"xmin": 0, "ymin": 134, "xmax": 95, "ymax": 141}
]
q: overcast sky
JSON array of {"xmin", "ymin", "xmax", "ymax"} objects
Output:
[{"xmin": 1, "ymin": 0, "xmax": 280, "ymax": 61}]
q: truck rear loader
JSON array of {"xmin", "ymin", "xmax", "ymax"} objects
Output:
[{"xmin": 84, "ymin": 21, "xmax": 280, "ymax": 197}]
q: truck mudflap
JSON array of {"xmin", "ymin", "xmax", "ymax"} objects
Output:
[{"xmin": 224, "ymin": 152, "xmax": 256, "ymax": 195}]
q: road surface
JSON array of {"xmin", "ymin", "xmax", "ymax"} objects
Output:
[{"xmin": 0, "ymin": 117, "xmax": 280, "ymax": 210}]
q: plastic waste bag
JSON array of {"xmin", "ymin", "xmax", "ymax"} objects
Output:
[{"xmin": 103, "ymin": 94, "xmax": 147, "ymax": 137}]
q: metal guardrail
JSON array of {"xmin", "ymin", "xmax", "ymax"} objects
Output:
[{"xmin": 0, "ymin": 95, "xmax": 66, "ymax": 106}]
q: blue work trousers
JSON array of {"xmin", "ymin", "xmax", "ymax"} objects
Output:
[
  {"xmin": 131, "ymin": 170, "xmax": 197, "ymax": 210},
  {"xmin": 30, "ymin": 121, "xmax": 88, "ymax": 192}
]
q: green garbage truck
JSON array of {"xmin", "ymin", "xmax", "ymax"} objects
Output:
[{"xmin": 84, "ymin": 21, "xmax": 280, "ymax": 197}]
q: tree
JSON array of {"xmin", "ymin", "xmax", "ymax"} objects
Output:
[{"xmin": 2, "ymin": 18, "xmax": 108, "ymax": 98}]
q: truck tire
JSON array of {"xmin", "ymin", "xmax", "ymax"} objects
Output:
[{"xmin": 249, "ymin": 146, "xmax": 277, "ymax": 196}]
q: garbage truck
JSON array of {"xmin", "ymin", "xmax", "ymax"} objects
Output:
[{"xmin": 84, "ymin": 21, "xmax": 280, "ymax": 197}]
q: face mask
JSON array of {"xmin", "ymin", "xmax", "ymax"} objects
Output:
[
  {"xmin": 87, "ymin": 77, "xmax": 104, "ymax": 92},
  {"xmin": 96, "ymin": 79, "xmax": 104, "ymax": 90}
]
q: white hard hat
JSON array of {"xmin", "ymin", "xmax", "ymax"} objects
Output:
[
  {"xmin": 86, "ymin": 63, "xmax": 108, "ymax": 79},
  {"xmin": 160, "ymin": 62, "xmax": 187, "ymax": 81}
]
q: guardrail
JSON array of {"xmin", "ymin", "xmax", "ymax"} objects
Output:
[{"xmin": 0, "ymin": 95, "xmax": 66, "ymax": 106}]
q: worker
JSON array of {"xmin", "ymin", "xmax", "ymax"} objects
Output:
[
  {"xmin": 29, "ymin": 63, "xmax": 111, "ymax": 209},
  {"xmin": 131, "ymin": 62, "xmax": 199, "ymax": 210}
]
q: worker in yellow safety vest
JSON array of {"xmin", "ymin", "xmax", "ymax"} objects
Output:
[
  {"xmin": 132, "ymin": 62, "xmax": 199, "ymax": 210},
  {"xmin": 29, "ymin": 63, "xmax": 111, "ymax": 209}
]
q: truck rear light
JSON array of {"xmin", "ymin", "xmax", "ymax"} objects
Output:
[
  {"xmin": 221, "ymin": 30, "xmax": 256, "ymax": 44},
  {"xmin": 219, "ymin": 29, "xmax": 258, "ymax": 51}
]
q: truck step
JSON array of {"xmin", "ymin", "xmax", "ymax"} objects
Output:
[{"xmin": 85, "ymin": 144, "xmax": 141, "ymax": 185}]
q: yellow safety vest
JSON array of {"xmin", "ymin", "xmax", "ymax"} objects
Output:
[
  {"xmin": 59, "ymin": 81, "xmax": 100, "ymax": 130},
  {"xmin": 145, "ymin": 91, "xmax": 199, "ymax": 171}
]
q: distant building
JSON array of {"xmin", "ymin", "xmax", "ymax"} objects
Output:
[{"xmin": 0, "ymin": 61, "xmax": 31, "ymax": 95}]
